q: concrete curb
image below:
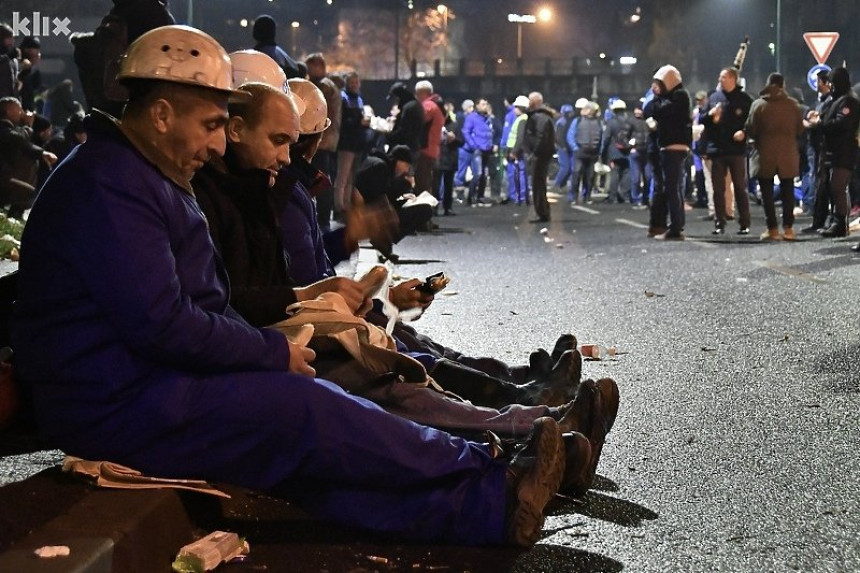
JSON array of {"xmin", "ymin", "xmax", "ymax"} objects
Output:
[{"xmin": 0, "ymin": 468, "xmax": 197, "ymax": 572}]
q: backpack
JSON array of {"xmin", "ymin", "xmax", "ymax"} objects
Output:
[
  {"xmin": 575, "ymin": 117, "xmax": 602, "ymax": 155},
  {"xmin": 611, "ymin": 116, "xmax": 633, "ymax": 153},
  {"xmin": 70, "ymin": 13, "xmax": 129, "ymax": 116}
]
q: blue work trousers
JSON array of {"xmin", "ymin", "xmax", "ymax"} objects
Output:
[{"xmin": 37, "ymin": 372, "xmax": 508, "ymax": 545}]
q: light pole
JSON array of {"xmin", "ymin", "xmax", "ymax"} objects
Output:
[
  {"xmin": 291, "ymin": 21, "xmax": 300, "ymax": 56},
  {"xmin": 775, "ymin": 0, "xmax": 781, "ymax": 72},
  {"xmin": 508, "ymin": 8, "xmax": 551, "ymax": 60},
  {"xmin": 508, "ymin": 13, "xmax": 536, "ymax": 60}
]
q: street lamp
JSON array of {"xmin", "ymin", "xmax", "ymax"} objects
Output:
[
  {"xmin": 508, "ymin": 8, "xmax": 551, "ymax": 60},
  {"xmin": 508, "ymin": 13, "xmax": 536, "ymax": 60},
  {"xmin": 291, "ymin": 21, "xmax": 300, "ymax": 56}
]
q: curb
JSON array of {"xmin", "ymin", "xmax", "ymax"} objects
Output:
[{"xmin": 0, "ymin": 468, "xmax": 197, "ymax": 572}]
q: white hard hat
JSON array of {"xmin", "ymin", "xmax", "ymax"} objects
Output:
[
  {"xmin": 513, "ymin": 95, "xmax": 530, "ymax": 108},
  {"xmin": 287, "ymin": 78, "xmax": 331, "ymax": 134},
  {"xmin": 574, "ymin": 97, "xmax": 589, "ymax": 109},
  {"xmin": 653, "ymin": 65, "xmax": 682, "ymax": 91},
  {"xmin": 117, "ymin": 25, "xmax": 242, "ymax": 97},
  {"xmin": 229, "ymin": 49, "xmax": 289, "ymax": 94},
  {"xmin": 610, "ymin": 99, "xmax": 627, "ymax": 110}
]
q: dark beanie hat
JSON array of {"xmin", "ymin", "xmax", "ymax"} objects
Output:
[
  {"xmin": 19, "ymin": 36, "xmax": 40, "ymax": 50},
  {"xmin": 830, "ymin": 67, "xmax": 851, "ymax": 96},
  {"xmin": 253, "ymin": 15, "xmax": 277, "ymax": 43},
  {"xmin": 32, "ymin": 114, "xmax": 51, "ymax": 133},
  {"xmin": 388, "ymin": 145, "xmax": 413, "ymax": 165}
]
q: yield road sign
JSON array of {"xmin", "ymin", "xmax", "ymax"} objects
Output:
[{"xmin": 803, "ymin": 32, "xmax": 839, "ymax": 65}]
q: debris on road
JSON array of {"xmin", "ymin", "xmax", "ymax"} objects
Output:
[
  {"xmin": 581, "ymin": 344, "xmax": 617, "ymax": 360},
  {"xmin": 644, "ymin": 291, "xmax": 666, "ymax": 298},
  {"xmin": 34, "ymin": 545, "xmax": 70, "ymax": 558},
  {"xmin": 172, "ymin": 531, "xmax": 248, "ymax": 573}
]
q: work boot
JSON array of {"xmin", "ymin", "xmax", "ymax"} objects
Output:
[
  {"xmin": 551, "ymin": 333, "xmax": 578, "ymax": 363},
  {"xmin": 558, "ymin": 378, "xmax": 619, "ymax": 496},
  {"xmin": 533, "ymin": 349, "xmax": 582, "ymax": 407},
  {"xmin": 559, "ymin": 431, "xmax": 594, "ymax": 497},
  {"xmin": 505, "ymin": 417, "xmax": 565, "ymax": 547},
  {"xmin": 556, "ymin": 374, "xmax": 600, "ymax": 434},
  {"xmin": 527, "ymin": 348, "xmax": 553, "ymax": 380},
  {"xmin": 820, "ymin": 216, "xmax": 849, "ymax": 238},
  {"xmin": 760, "ymin": 228, "xmax": 781, "ymax": 241}
]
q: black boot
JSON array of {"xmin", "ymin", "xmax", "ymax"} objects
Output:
[
  {"xmin": 523, "ymin": 349, "xmax": 582, "ymax": 407},
  {"xmin": 429, "ymin": 358, "xmax": 533, "ymax": 410},
  {"xmin": 551, "ymin": 333, "xmax": 578, "ymax": 363},
  {"xmin": 820, "ymin": 216, "xmax": 848, "ymax": 238}
]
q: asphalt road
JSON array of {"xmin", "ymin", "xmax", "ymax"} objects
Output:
[{"xmin": 2, "ymin": 195, "xmax": 859, "ymax": 572}]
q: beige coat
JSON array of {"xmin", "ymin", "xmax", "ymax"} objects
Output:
[{"xmin": 745, "ymin": 84, "xmax": 804, "ymax": 179}]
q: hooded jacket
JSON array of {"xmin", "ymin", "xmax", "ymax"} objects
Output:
[
  {"xmin": 816, "ymin": 68, "xmax": 860, "ymax": 170},
  {"xmin": 649, "ymin": 85, "xmax": 692, "ymax": 149}
]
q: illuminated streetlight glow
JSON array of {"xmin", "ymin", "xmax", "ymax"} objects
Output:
[
  {"xmin": 508, "ymin": 12, "xmax": 549, "ymax": 59},
  {"xmin": 239, "ymin": 18, "xmax": 248, "ymax": 27},
  {"xmin": 599, "ymin": 52, "xmax": 606, "ymax": 59},
  {"xmin": 291, "ymin": 21, "xmax": 300, "ymax": 28},
  {"xmin": 619, "ymin": 56, "xmax": 637, "ymax": 65}
]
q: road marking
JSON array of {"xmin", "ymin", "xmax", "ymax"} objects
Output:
[
  {"xmin": 756, "ymin": 261, "xmax": 826, "ymax": 283},
  {"xmin": 571, "ymin": 205, "xmax": 600, "ymax": 215},
  {"xmin": 616, "ymin": 218, "xmax": 649, "ymax": 229},
  {"xmin": 615, "ymin": 218, "xmax": 716, "ymax": 248}
]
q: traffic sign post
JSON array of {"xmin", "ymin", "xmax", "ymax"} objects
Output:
[{"xmin": 803, "ymin": 32, "xmax": 839, "ymax": 65}]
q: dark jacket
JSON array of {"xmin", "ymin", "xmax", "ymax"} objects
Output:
[
  {"xmin": 651, "ymin": 86, "xmax": 692, "ymax": 148},
  {"xmin": 338, "ymin": 88, "xmax": 367, "ymax": 153},
  {"xmin": 523, "ymin": 107, "xmax": 555, "ymax": 159},
  {"xmin": 354, "ymin": 153, "xmax": 411, "ymax": 207},
  {"xmin": 192, "ymin": 151, "xmax": 299, "ymax": 328},
  {"xmin": 438, "ymin": 115, "xmax": 463, "ymax": 172},
  {"xmin": 388, "ymin": 87, "xmax": 425, "ymax": 153},
  {"xmin": 602, "ymin": 112, "xmax": 632, "ymax": 161},
  {"xmin": 700, "ymin": 86, "xmax": 752, "ymax": 156},
  {"xmin": 817, "ymin": 91, "xmax": 860, "ymax": 170},
  {"xmin": 0, "ymin": 119, "xmax": 42, "ymax": 186},
  {"xmin": 628, "ymin": 114, "xmax": 649, "ymax": 155}
]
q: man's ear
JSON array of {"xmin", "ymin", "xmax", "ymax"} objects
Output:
[
  {"xmin": 150, "ymin": 99, "xmax": 173, "ymax": 135},
  {"xmin": 226, "ymin": 116, "xmax": 245, "ymax": 144}
]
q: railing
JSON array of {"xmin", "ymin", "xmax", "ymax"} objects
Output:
[{"xmin": 357, "ymin": 57, "xmax": 642, "ymax": 80}]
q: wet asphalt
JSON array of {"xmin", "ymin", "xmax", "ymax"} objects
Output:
[{"xmin": 2, "ymin": 194, "xmax": 859, "ymax": 572}]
